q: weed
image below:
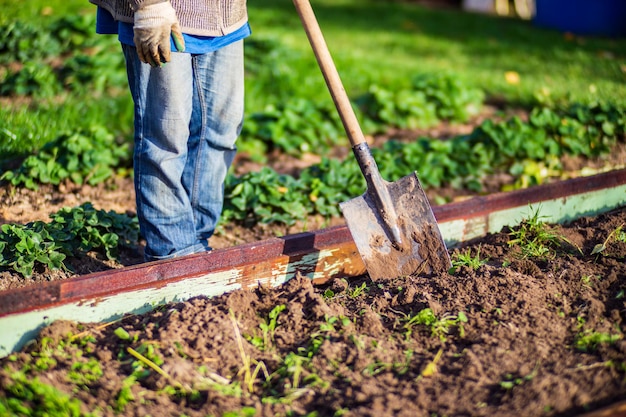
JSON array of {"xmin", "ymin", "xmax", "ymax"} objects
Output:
[
  {"xmin": 508, "ymin": 206, "xmax": 566, "ymax": 259},
  {"xmin": 403, "ymin": 308, "xmax": 467, "ymax": 342},
  {"xmin": 115, "ymin": 375, "xmax": 137, "ymax": 412},
  {"xmin": 1, "ymin": 371, "xmax": 92, "ymax": 416},
  {"xmin": 591, "ymin": 223, "xmax": 625, "ymax": 255},
  {"xmin": 68, "ymin": 357, "xmax": 103, "ymax": 388},
  {"xmin": 575, "ymin": 330, "xmax": 622, "ymax": 352},
  {"xmin": 450, "ymin": 245, "xmax": 488, "ymax": 272},
  {"xmin": 247, "ymin": 305, "xmax": 286, "ymax": 351},
  {"xmin": 499, "ymin": 363, "xmax": 539, "ymax": 390},
  {"xmin": 229, "ymin": 310, "xmax": 270, "ymax": 394},
  {"xmin": 347, "ymin": 282, "xmax": 369, "ymax": 298}
]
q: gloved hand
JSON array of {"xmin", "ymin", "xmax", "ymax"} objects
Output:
[{"xmin": 133, "ymin": 1, "xmax": 185, "ymax": 67}]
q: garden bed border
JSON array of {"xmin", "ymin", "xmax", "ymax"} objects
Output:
[{"xmin": 0, "ymin": 168, "xmax": 625, "ymax": 358}]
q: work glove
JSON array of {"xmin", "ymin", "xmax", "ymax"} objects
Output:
[{"xmin": 133, "ymin": 1, "xmax": 185, "ymax": 67}]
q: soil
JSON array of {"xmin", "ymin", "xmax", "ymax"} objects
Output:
[{"xmin": 1, "ymin": 206, "xmax": 625, "ymax": 416}]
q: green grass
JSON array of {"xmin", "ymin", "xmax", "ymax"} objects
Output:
[
  {"xmin": 1, "ymin": 0, "xmax": 625, "ymax": 161},
  {"xmin": 246, "ymin": 0, "xmax": 626, "ymax": 106}
]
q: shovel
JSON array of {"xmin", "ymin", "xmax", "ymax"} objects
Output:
[{"xmin": 293, "ymin": 0, "xmax": 451, "ymax": 280}]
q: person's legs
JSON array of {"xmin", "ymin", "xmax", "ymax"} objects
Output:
[
  {"xmin": 123, "ymin": 44, "xmax": 207, "ymax": 261},
  {"xmin": 122, "ymin": 41, "xmax": 244, "ymax": 261},
  {"xmin": 185, "ymin": 40, "xmax": 245, "ymax": 243}
]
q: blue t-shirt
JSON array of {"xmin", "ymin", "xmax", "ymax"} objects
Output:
[{"xmin": 96, "ymin": 7, "xmax": 250, "ymax": 54}]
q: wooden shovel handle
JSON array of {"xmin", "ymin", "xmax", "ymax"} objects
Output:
[{"xmin": 293, "ymin": 0, "xmax": 366, "ymax": 147}]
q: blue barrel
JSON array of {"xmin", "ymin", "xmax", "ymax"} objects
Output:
[{"xmin": 534, "ymin": 0, "xmax": 626, "ymax": 37}]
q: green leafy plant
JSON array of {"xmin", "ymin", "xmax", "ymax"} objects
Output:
[
  {"xmin": 355, "ymin": 73, "xmax": 484, "ymax": 131},
  {"xmin": 575, "ymin": 330, "xmax": 622, "ymax": 352},
  {"xmin": 242, "ymin": 98, "xmax": 344, "ymax": 156},
  {"xmin": 0, "ymin": 221, "xmax": 67, "ymax": 277},
  {"xmin": 0, "ymin": 203, "xmax": 139, "ymax": 277},
  {"xmin": 0, "ymin": 15, "xmax": 125, "ymax": 98},
  {"xmin": 68, "ymin": 357, "xmax": 103, "ymax": 388},
  {"xmin": 355, "ymin": 83, "xmax": 438, "ymax": 130},
  {"xmin": 411, "ymin": 72, "xmax": 484, "ymax": 122},
  {"xmin": 403, "ymin": 308, "xmax": 468, "ymax": 342},
  {"xmin": 0, "ymin": 371, "xmax": 93, "ymax": 417},
  {"xmin": 223, "ymin": 167, "xmax": 310, "ymax": 226},
  {"xmin": 1, "ymin": 126, "xmax": 130, "ymax": 190},
  {"xmin": 247, "ymin": 305, "xmax": 286, "ymax": 351},
  {"xmin": 347, "ymin": 282, "xmax": 369, "ymax": 298}
]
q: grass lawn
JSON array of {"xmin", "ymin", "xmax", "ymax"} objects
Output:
[{"xmin": 1, "ymin": 0, "xmax": 625, "ymax": 159}]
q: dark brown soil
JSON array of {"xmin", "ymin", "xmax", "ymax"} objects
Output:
[{"xmin": 1, "ymin": 206, "xmax": 625, "ymax": 416}]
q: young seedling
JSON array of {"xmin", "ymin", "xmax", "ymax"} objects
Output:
[
  {"xmin": 499, "ymin": 363, "xmax": 539, "ymax": 390},
  {"xmin": 581, "ymin": 275, "xmax": 601, "ymax": 288},
  {"xmin": 591, "ymin": 223, "xmax": 625, "ymax": 255},
  {"xmin": 403, "ymin": 308, "xmax": 468, "ymax": 342},
  {"xmin": 450, "ymin": 245, "xmax": 488, "ymax": 272},
  {"xmin": 247, "ymin": 304, "xmax": 286, "ymax": 351},
  {"xmin": 575, "ymin": 329, "xmax": 622, "ymax": 352},
  {"xmin": 508, "ymin": 205, "xmax": 568, "ymax": 259},
  {"xmin": 347, "ymin": 282, "xmax": 369, "ymax": 298},
  {"xmin": 420, "ymin": 348, "xmax": 444, "ymax": 378},
  {"xmin": 229, "ymin": 310, "xmax": 269, "ymax": 394}
]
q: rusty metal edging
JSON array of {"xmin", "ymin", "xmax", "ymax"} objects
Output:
[{"xmin": 0, "ymin": 168, "xmax": 625, "ymax": 357}]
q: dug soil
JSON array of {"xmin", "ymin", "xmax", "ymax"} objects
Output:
[{"xmin": 1, "ymin": 206, "xmax": 625, "ymax": 416}]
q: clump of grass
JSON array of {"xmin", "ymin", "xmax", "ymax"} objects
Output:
[
  {"xmin": 403, "ymin": 308, "xmax": 468, "ymax": 342},
  {"xmin": 229, "ymin": 310, "xmax": 269, "ymax": 394},
  {"xmin": 450, "ymin": 245, "xmax": 488, "ymax": 273},
  {"xmin": 508, "ymin": 206, "xmax": 567, "ymax": 259}
]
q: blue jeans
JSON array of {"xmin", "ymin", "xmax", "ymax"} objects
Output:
[{"xmin": 122, "ymin": 41, "xmax": 244, "ymax": 261}]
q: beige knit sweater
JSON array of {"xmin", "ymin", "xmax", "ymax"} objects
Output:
[{"xmin": 89, "ymin": 0, "xmax": 248, "ymax": 37}]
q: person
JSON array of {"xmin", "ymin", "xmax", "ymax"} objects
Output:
[{"xmin": 89, "ymin": 0, "xmax": 250, "ymax": 261}]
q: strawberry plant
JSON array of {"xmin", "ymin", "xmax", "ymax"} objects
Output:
[
  {"xmin": 223, "ymin": 167, "xmax": 310, "ymax": 226},
  {"xmin": 356, "ymin": 73, "xmax": 484, "ymax": 131},
  {"xmin": 1, "ymin": 126, "xmax": 130, "ymax": 190},
  {"xmin": 0, "ymin": 221, "xmax": 67, "ymax": 277},
  {"xmin": 298, "ymin": 157, "xmax": 365, "ymax": 217},
  {"xmin": 241, "ymin": 98, "xmax": 345, "ymax": 156},
  {"xmin": 0, "ymin": 15, "xmax": 125, "ymax": 98},
  {"xmin": 355, "ymin": 84, "xmax": 439, "ymax": 130},
  {"xmin": 411, "ymin": 73, "xmax": 484, "ymax": 122},
  {"xmin": 47, "ymin": 202, "xmax": 139, "ymax": 260},
  {"xmin": 0, "ymin": 203, "xmax": 139, "ymax": 277}
]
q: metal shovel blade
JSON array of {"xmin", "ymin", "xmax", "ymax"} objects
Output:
[
  {"xmin": 340, "ymin": 172, "xmax": 451, "ymax": 280},
  {"xmin": 292, "ymin": 0, "xmax": 451, "ymax": 280}
]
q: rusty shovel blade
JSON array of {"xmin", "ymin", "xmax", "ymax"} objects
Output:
[{"xmin": 340, "ymin": 168, "xmax": 451, "ymax": 281}]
